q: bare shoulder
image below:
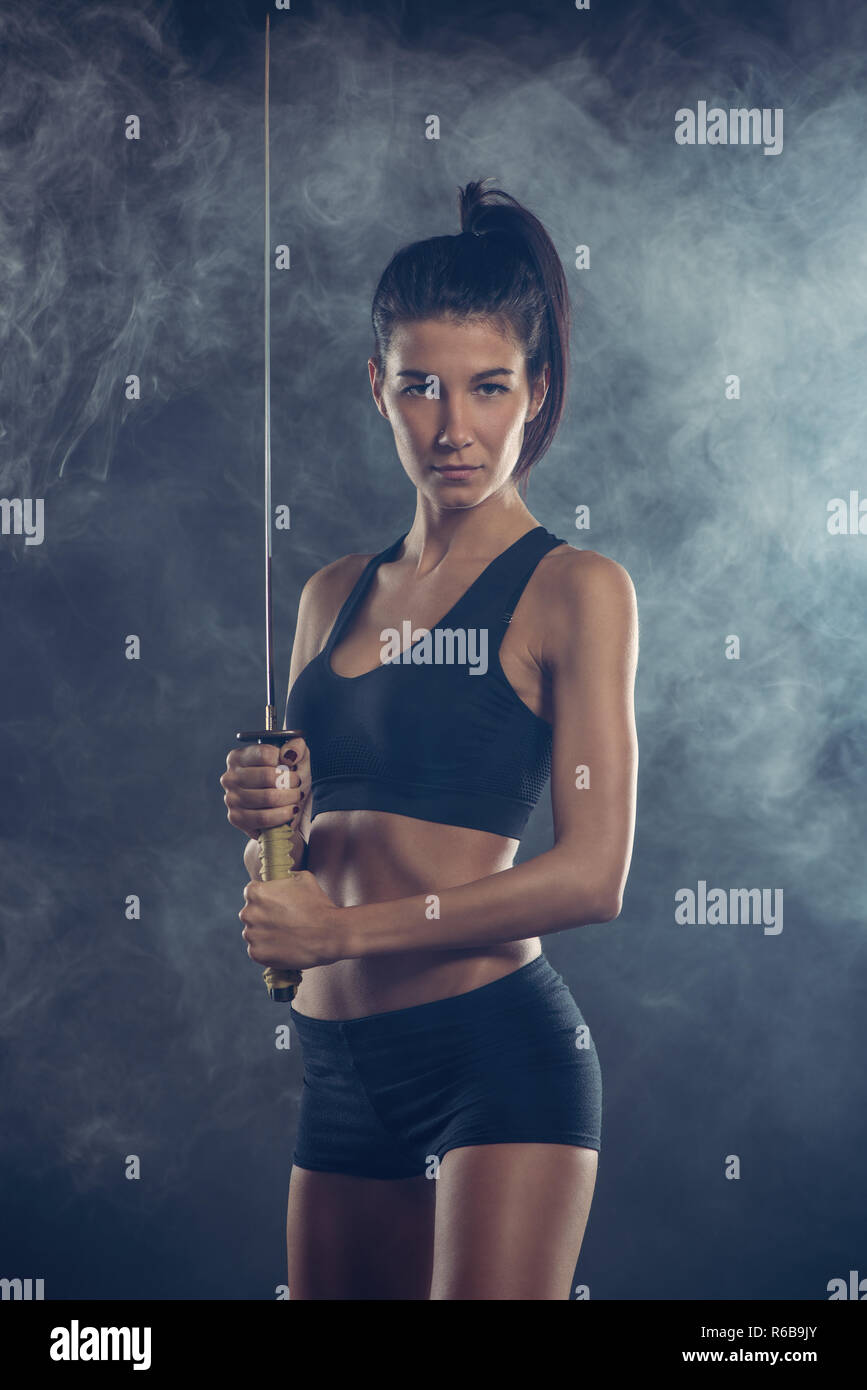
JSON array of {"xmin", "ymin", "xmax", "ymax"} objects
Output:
[
  {"xmin": 533, "ymin": 543, "xmax": 639, "ymax": 668},
  {"xmin": 539, "ymin": 542, "xmax": 637, "ymax": 602},
  {"xmin": 300, "ymin": 550, "xmax": 374, "ymax": 631},
  {"xmin": 301, "ymin": 550, "xmax": 373, "ymax": 614},
  {"xmin": 290, "ymin": 550, "xmax": 374, "ymax": 673}
]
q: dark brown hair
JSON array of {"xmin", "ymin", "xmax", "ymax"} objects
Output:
[{"xmin": 370, "ymin": 178, "xmax": 572, "ymax": 497}]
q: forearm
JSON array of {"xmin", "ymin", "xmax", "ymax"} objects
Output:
[{"xmin": 339, "ymin": 847, "xmax": 618, "ymax": 959}]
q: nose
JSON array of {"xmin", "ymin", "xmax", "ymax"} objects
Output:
[{"xmin": 436, "ymin": 414, "xmax": 474, "ymax": 449}]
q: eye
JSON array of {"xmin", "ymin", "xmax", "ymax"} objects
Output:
[{"xmin": 400, "ymin": 383, "xmax": 509, "ymax": 396}]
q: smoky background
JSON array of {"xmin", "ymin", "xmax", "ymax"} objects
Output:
[{"xmin": 0, "ymin": 0, "xmax": 865, "ymax": 1298}]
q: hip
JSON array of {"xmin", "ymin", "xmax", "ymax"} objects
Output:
[
  {"xmin": 290, "ymin": 950, "xmax": 599, "ymax": 1068},
  {"xmin": 288, "ymin": 951, "xmax": 603, "ymax": 1147}
]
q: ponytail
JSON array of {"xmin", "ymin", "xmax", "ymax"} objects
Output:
[{"xmin": 371, "ymin": 178, "xmax": 572, "ymax": 495}]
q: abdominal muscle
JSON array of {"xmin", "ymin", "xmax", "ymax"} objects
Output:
[{"xmin": 289, "ymin": 808, "xmax": 541, "ymax": 1020}]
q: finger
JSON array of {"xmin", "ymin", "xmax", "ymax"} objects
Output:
[
  {"xmin": 228, "ymin": 804, "xmax": 303, "ymax": 834},
  {"xmin": 226, "ymin": 744, "xmax": 282, "ymax": 770},
  {"xmin": 224, "ymin": 785, "xmax": 302, "ymax": 813},
  {"xmin": 278, "ymin": 737, "xmax": 309, "ymax": 768},
  {"xmin": 222, "ymin": 765, "xmax": 303, "ymax": 791},
  {"xmin": 275, "ymin": 769, "xmax": 308, "ymax": 795}
]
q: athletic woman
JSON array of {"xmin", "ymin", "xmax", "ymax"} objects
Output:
[{"xmin": 221, "ymin": 179, "xmax": 638, "ymax": 1300}]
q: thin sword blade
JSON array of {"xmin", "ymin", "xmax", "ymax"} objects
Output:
[{"xmin": 264, "ymin": 12, "xmax": 275, "ymax": 730}]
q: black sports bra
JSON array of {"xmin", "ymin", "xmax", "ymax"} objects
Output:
[{"xmin": 284, "ymin": 525, "xmax": 570, "ymax": 838}]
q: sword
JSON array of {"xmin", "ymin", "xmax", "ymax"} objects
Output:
[{"xmin": 236, "ymin": 14, "xmax": 305, "ymax": 1005}]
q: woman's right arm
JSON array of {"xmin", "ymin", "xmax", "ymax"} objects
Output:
[
  {"xmin": 221, "ymin": 571, "xmax": 320, "ymax": 872},
  {"xmin": 221, "ymin": 554, "xmax": 367, "ymax": 874}
]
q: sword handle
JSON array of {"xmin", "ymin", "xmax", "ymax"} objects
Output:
[
  {"xmin": 257, "ymin": 822, "xmax": 303, "ymax": 1002},
  {"xmin": 236, "ymin": 727, "xmax": 306, "ymax": 1003}
]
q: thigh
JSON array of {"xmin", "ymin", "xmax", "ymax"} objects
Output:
[
  {"xmin": 429, "ymin": 1142, "xmax": 598, "ymax": 1301},
  {"xmin": 286, "ymin": 1164, "xmax": 436, "ymax": 1300}
]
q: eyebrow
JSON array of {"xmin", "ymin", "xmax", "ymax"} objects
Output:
[{"xmin": 396, "ymin": 367, "xmax": 516, "ymax": 382}]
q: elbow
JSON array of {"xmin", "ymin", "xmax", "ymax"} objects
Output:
[
  {"xmin": 593, "ymin": 882, "xmax": 623, "ymax": 923},
  {"xmin": 563, "ymin": 881, "xmax": 621, "ymax": 925},
  {"xmin": 593, "ymin": 897, "xmax": 621, "ymax": 924},
  {"xmin": 555, "ymin": 845, "xmax": 622, "ymax": 922},
  {"xmin": 555, "ymin": 853, "xmax": 623, "ymax": 924}
]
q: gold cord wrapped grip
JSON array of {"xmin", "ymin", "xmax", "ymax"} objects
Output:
[{"xmin": 236, "ymin": 726, "xmax": 305, "ymax": 1003}]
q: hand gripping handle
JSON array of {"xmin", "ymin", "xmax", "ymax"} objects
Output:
[{"xmin": 236, "ymin": 728, "xmax": 305, "ymax": 1003}]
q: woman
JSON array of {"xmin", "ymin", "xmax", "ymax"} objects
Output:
[{"xmin": 221, "ymin": 179, "xmax": 638, "ymax": 1300}]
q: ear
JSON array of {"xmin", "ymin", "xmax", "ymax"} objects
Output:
[
  {"xmin": 526, "ymin": 363, "xmax": 550, "ymax": 423},
  {"xmin": 368, "ymin": 358, "xmax": 389, "ymax": 419}
]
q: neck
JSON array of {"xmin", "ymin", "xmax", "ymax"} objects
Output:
[{"xmin": 403, "ymin": 485, "xmax": 537, "ymax": 570}]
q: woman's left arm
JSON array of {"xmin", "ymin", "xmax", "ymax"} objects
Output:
[
  {"xmin": 240, "ymin": 551, "xmax": 639, "ymax": 969},
  {"xmin": 340, "ymin": 550, "xmax": 639, "ymax": 957}
]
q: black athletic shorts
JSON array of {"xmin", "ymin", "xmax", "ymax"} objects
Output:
[{"xmin": 289, "ymin": 952, "xmax": 602, "ymax": 1179}]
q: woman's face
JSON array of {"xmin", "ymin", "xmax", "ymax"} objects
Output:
[{"xmin": 368, "ymin": 316, "xmax": 548, "ymax": 508}]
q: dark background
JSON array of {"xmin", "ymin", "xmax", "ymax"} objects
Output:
[{"xmin": 1, "ymin": 0, "xmax": 865, "ymax": 1299}]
